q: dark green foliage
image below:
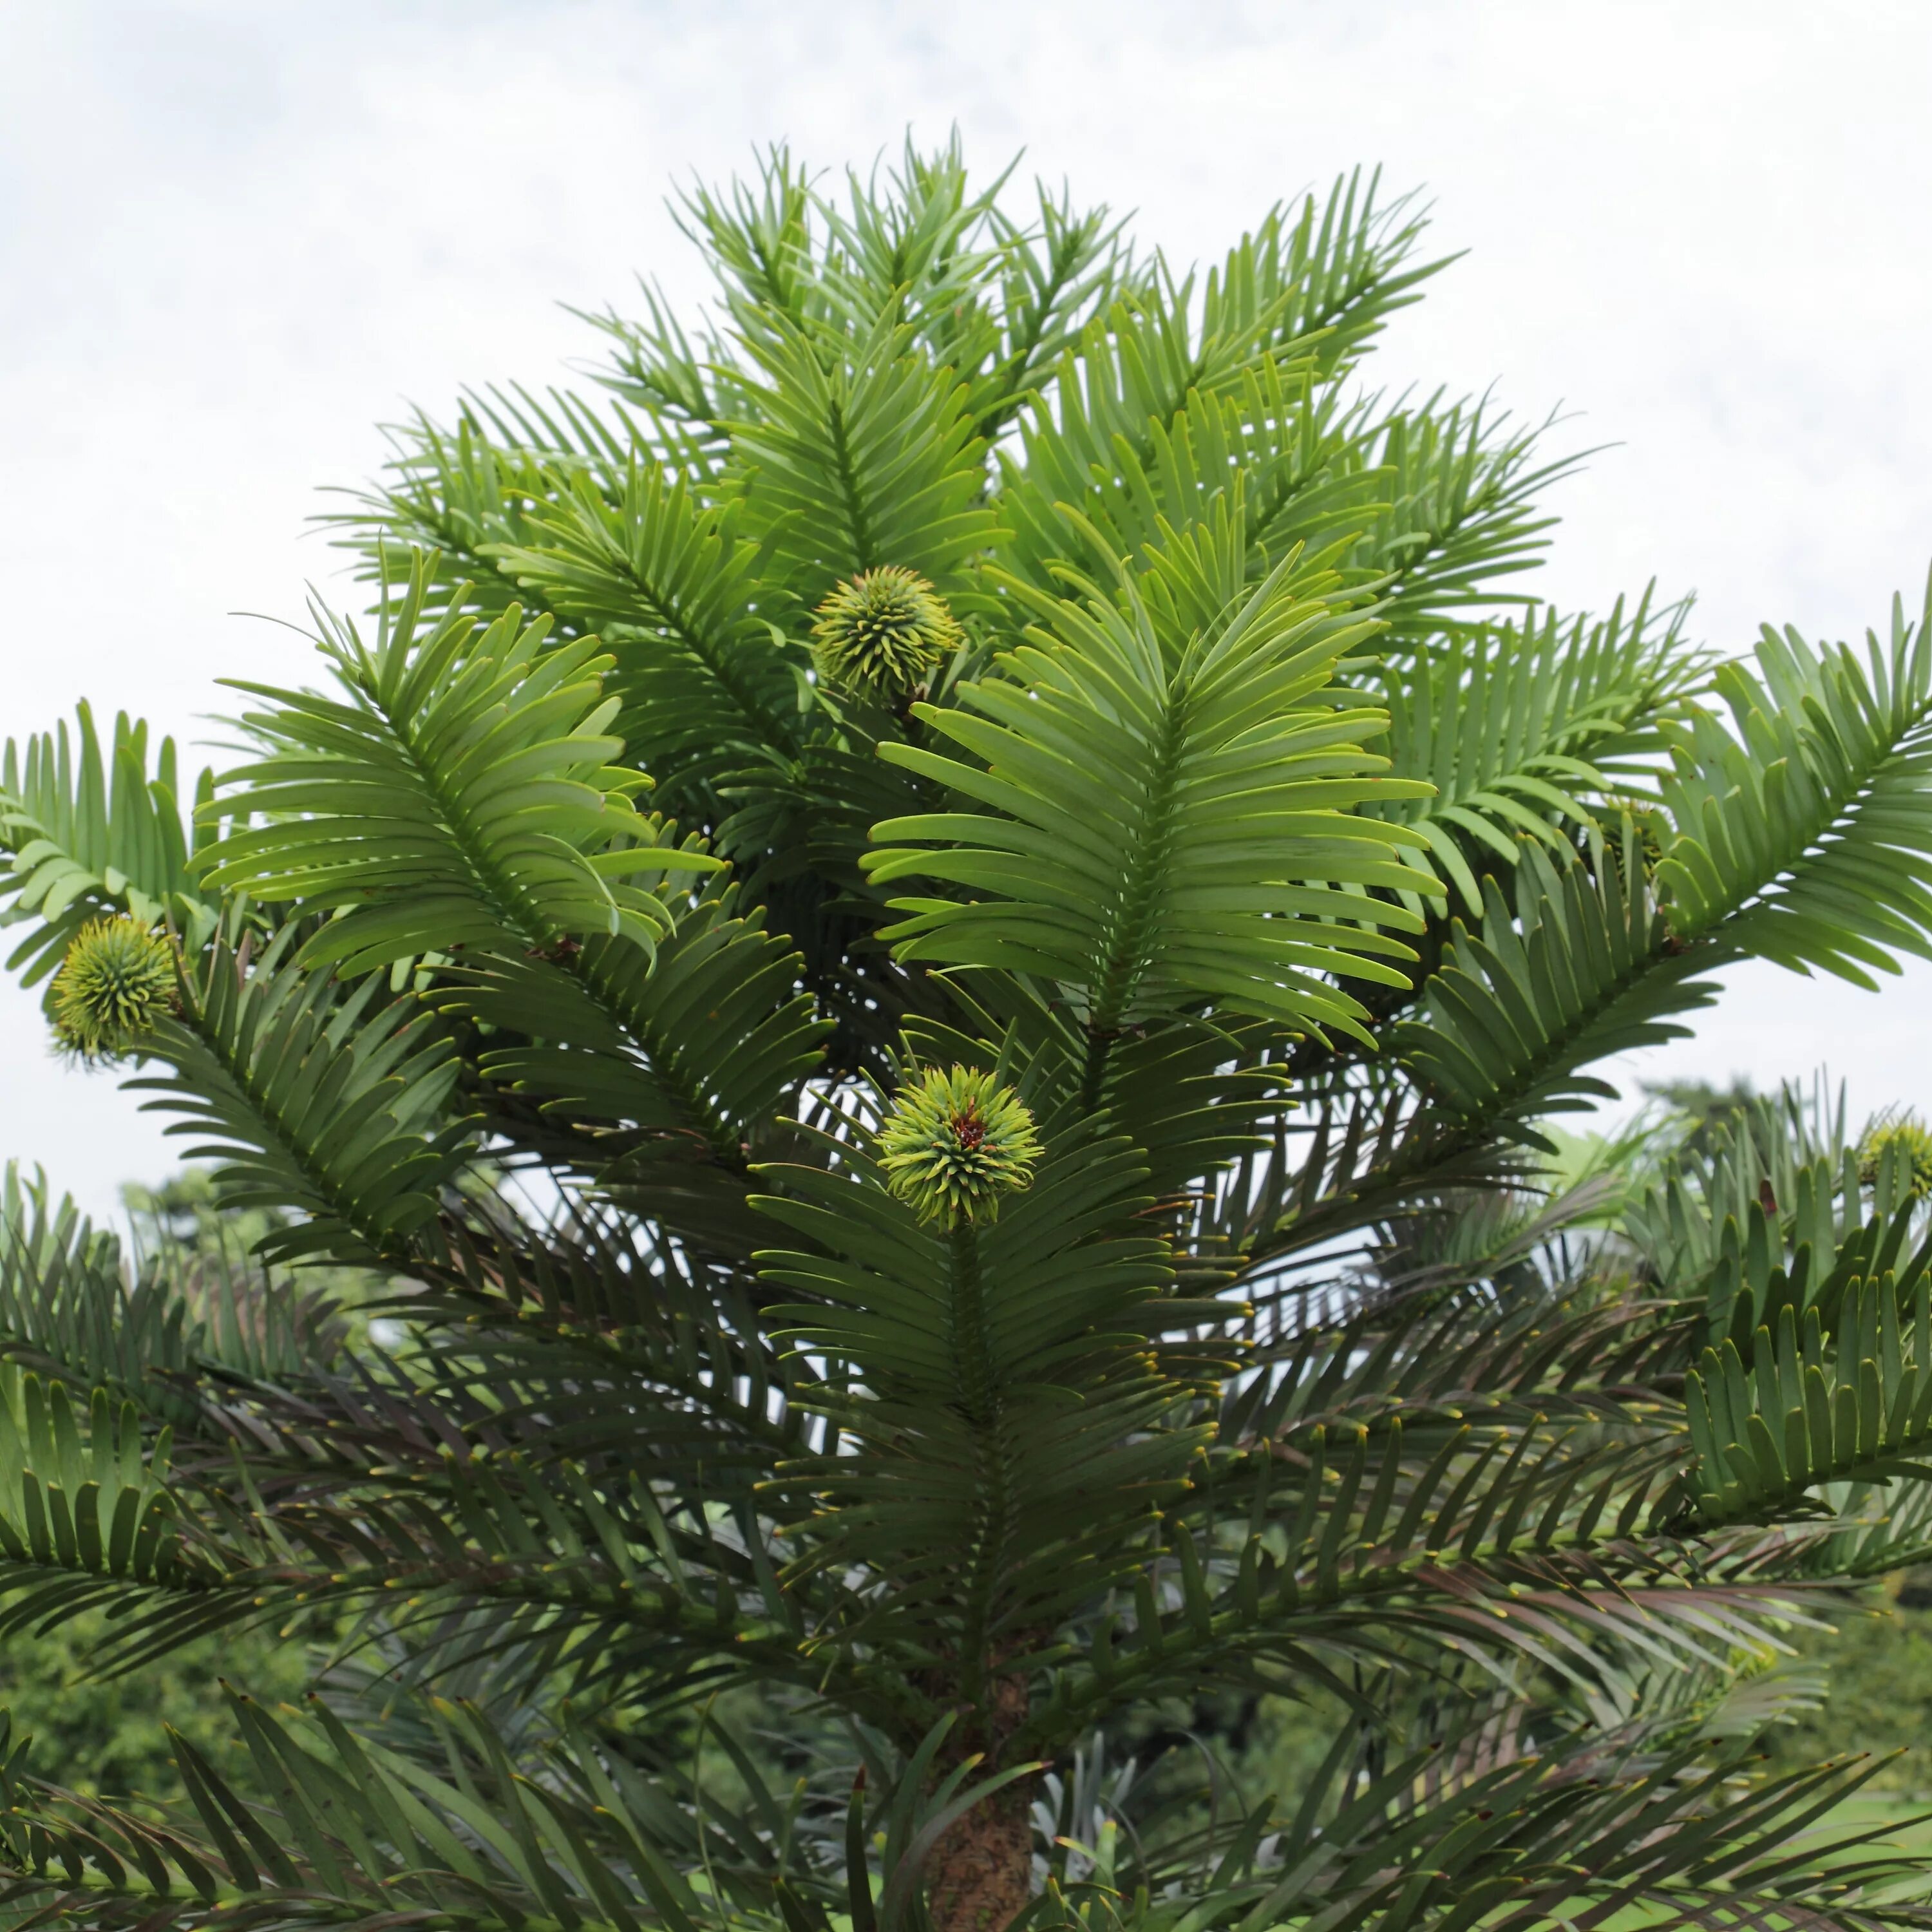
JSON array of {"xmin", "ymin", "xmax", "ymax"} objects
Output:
[{"xmin": 4, "ymin": 137, "xmax": 1932, "ymax": 1932}]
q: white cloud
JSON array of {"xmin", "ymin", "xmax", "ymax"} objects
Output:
[{"xmin": 3, "ymin": 0, "xmax": 1931, "ymax": 1218}]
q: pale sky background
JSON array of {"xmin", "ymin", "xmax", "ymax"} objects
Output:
[{"xmin": 3, "ymin": 0, "xmax": 1931, "ymax": 1222}]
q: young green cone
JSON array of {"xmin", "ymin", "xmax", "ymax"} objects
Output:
[
  {"xmin": 811, "ymin": 566, "xmax": 963, "ymax": 696},
  {"xmin": 878, "ymin": 1065, "xmax": 1043, "ymax": 1226},
  {"xmin": 51, "ymin": 916, "xmax": 176, "ymax": 1061},
  {"xmin": 1858, "ymin": 1115, "xmax": 1932, "ymax": 1199}
]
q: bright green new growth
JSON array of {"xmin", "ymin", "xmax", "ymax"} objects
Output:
[
  {"xmin": 878, "ymin": 1065, "xmax": 1042, "ymax": 1224},
  {"xmin": 50, "ymin": 916, "xmax": 174, "ymax": 1060},
  {"xmin": 811, "ymin": 566, "xmax": 964, "ymax": 694},
  {"xmin": 5, "ymin": 137, "xmax": 1932, "ymax": 1932},
  {"xmin": 1859, "ymin": 1112, "xmax": 1932, "ymax": 1198}
]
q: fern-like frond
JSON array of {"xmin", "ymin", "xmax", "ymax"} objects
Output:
[
  {"xmin": 324, "ymin": 404, "xmax": 580, "ymax": 627},
  {"xmin": 726, "ymin": 305, "xmax": 1001, "ymax": 606},
  {"xmin": 998, "ymin": 346, "xmax": 1372, "ymax": 603},
  {"xmin": 1394, "ymin": 829, "xmax": 1718, "ymax": 1141},
  {"xmin": 867, "ymin": 544, "xmax": 1439, "ymax": 1047},
  {"xmin": 0, "ymin": 703, "xmax": 216, "ymax": 985},
  {"xmin": 0, "ymin": 1372, "xmax": 225, "ymax": 1654},
  {"xmin": 128, "ymin": 928, "xmax": 471, "ymax": 1266},
  {"xmin": 1674, "ymin": 1262, "xmax": 1932, "ymax": 1528},
  {"xmin": 198, "ymin": 556, "xmax": 714, "ymax": 978},
  {"xmin": 484, "ymin": 459, "xmax": 806, "ymax": 792},
  {"xmin": 1660, "ymin": 574, "xmax": 1932, "ymax": 985},
  {"xmin": 1350, "ymin": 393, "xmax": 1582, "ymax": 639},
  {"xmin": 1371, "ymin": 592, "xmax": 1698, "ymax": 911},
  {"xmin": 453, "ymin": 878, "xmax": 829, "ymax": 1223},
  {"xmin": 0, "ymin": 1692, "xmax": 728, "ymax": 1932},
  {"xmin": 754, "ymin": 1106, "xmax": 1198, "ymax": 1663}
]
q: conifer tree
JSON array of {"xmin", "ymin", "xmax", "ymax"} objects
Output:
[{"xmin": 5, "ymin": 138, "xmax": 1932, "ymax": 1932}]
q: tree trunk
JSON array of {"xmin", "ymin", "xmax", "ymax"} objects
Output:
[
  {"xmin": 924, "ymin": 1664, "xmax": 1034, "ymax": 1932},
  {"xmin": 926, "ymin": 1777, "xmax": 1034, "ymax": 1932}
]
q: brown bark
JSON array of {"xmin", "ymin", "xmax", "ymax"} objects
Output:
[
  {"xmin": 926, "ymin": 1777, "xmax": 1035, "ymax": 1932},
  {"xmin": 923, "ymin": 1665, "xmax": 1035, "ymax": 1932}
]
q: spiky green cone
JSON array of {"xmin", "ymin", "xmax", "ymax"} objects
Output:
[
  {"xmin": 51, "ymin": 916, "xmax": 176, "ymax": 1061},
  {"xmin": 878, "ymin": 1066, "xmax": 1043, "ymax": 1226},
  {"xmin": 811, "ymin": 566, "xmax": 963, "ymax": 696},
  {"xmin": 1859, "ymin": 1115, "xmax": 1932, "ymax": 1198}
]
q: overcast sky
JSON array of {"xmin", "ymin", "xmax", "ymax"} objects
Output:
[{"xmin": 4, "ymin": 0, "xmax": 1931, "ymax": 1222}]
